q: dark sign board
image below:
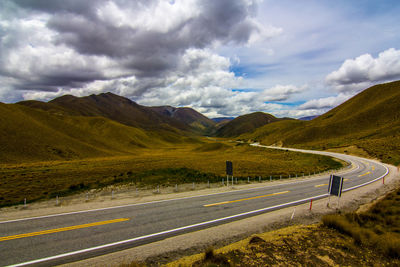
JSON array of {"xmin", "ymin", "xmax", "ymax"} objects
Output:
[
  {"xmin": 226, "ymin": 161, "xmax": 233, "ymax": 176},
  {"xmin": 328, "ymin": 175, "xmax": 343, "ymax": 197}
]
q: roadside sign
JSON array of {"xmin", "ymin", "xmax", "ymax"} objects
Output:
[
  {"xmin": 328, "ymin": 175, "xmax": 343, "ymax": 197},
  {"xmin": 226, "ymin": 161, "xmax": 233, "ymax": 176}
]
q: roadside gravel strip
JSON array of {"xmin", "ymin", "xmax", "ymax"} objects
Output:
[{"xmin": 1, "ymin": 146, "xmax": 398, "ymax": 266}]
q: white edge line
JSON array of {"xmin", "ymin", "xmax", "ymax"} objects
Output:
[
  {"xmin": 343, "ymin": 163, "xmax": 389, "ymax": 192},
  {"xmin": 10, "ymin": 193, "xmax": 328, "ymax": 267}
]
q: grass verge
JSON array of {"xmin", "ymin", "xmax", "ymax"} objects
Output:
[{"xmin": 0, "ymin": 142, "xmax": 343, "ymax": 207}]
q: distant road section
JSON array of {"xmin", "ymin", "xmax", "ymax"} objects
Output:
[{"xmin": 0, "ymin": 145, "xmax": 389, "ymax": 266}]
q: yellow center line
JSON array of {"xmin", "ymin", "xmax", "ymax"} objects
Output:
[
  {"xmin": 315, "ymin": 178, "xmax": 348, "ymax": 188},
  {"xmin": 359, "ymin": 171, "xmax": 371, "ymax": 177},
  {"xmin": 372, "ymin": 166, "xmax": 375, "ymax": 171},
  {"xmin": 0, "ymin": 218, "xmax": 130, "ymax": 242},
  {"xmin": 204, "ymin": 191, "xmax": 290, "ymax": 207}
]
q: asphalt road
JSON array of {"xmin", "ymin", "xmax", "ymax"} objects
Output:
[{"xmin": 0, "ymin": 146, "xmax": 389, "ymax": 266}]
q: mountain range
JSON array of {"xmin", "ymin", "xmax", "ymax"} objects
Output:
[{"xmin": 1, "ymin": 80, "xmax": 399, "ymax": 165}]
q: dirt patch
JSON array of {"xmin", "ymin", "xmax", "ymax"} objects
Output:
[{"xmin": 188, "ymin": 224, "xmax": 397, "ymax": 266}]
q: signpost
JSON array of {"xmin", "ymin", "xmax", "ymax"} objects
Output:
[
  {"xmin": 327, "ymin": 175, "xmax": 344, "ymax": 208},
  {"xmin": 226, "ymin": 161, "xmax": 233, "ymax": 186}
]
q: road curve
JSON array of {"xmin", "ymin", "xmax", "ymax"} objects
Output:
[{"xmin": 0, "ymin": 146, "xmax": 389, "ymax": 266}]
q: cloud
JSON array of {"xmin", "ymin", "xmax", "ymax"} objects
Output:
[
  {"xmin": 298, "ymin": 93, "xmax": 351, "ymax": 110},
  {"xmin": 260, "ymin": 84, "xmax": 306, "ymax": 101},
  {"xmin": 326, "ymin": 48, "xmax": 400, "ymax": 92},
  {"xmin": 0, "ymin": 0, "xmax": 271, "ymax": 85},
  {"xmin": 0, "ymin": 0, "xmax": 284, "ymax": 118}
]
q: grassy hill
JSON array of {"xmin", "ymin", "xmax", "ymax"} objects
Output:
[
  {"xmin": 150, "ymin": 106, "xmax": 216, "ymax": 134},
  {"xmin": 0, "ymin": 103, "xmax": 185, "ymax": 163},
  {"xmin": 216, "ymin": 112, "xmax": 281, "ymax": 137},
  {"xmin": 241, "ymin": 80, "xmax": 400, "ymax": 165},
  {"xmin": 19, "ymin": 93, "xmax": 190, "ymax": 133}
]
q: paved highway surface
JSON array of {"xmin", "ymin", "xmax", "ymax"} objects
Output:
[{"xmin": 0, "ymin": 145, "xmax": 389, "ymax": 266}]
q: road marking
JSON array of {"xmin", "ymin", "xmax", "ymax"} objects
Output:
[
  {"xmin": 0, "ymin": 178, "xmax": 330, "ymax": 225},
  {"xmin": 13, "ymin": 193, "xmax": 330, "ymax": 267},
  {"xmin": 315, "ymin": 178, "xmax": 348, "ymax": 188},
  {"xmin": 372, "ymin": 166, "xmax": 375, "ymax": 171},
  {"xmin": 203, "ymin": 191, "xmax": 290, "ymax": 207},
  {"xmin": 0, "ymin": 218, "xmax": 129, "ymax": 242},
  {"xmin": 358, "ymin": 171, "xmax": 371, "ymax": 177}
]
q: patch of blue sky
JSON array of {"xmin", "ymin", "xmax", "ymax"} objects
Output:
[
  {"xmin": 295, "ymin": 47, "xmax": 333, "ymax": 61},
  {"xmin": 230, "ymin": 64, "xmax": 281, "ymax": 78},
  {"xmin": 264, "ymin": 101, "xmax": 306, "ymax": 107},
  {"xmin": 231, "ymin": 88, "xmax": 259, "ymax": 93}
]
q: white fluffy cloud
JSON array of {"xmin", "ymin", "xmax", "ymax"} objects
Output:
[
  {"xmin": 298, "ymin": 93, "xmax": 352, "ymax": 110},
  {"xmin": 260, "ymin": 84, "xmax": 306, "ymax": 101},
  {"xmin": 326, "ymin": 48, "xmax": 400, "ymax": 93}
]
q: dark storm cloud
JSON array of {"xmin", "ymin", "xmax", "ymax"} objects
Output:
[
  {"xmin": 1, "ymin": 0, "xmax": 261, "ymax": 93},
  {"xmin": 23, "ymin": 0, "xmax": 258, "ymax": 76}
]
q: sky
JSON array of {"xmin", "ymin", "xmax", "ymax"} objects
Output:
[{"xmin": 1, "ymin": 0, "xmax": 400, "ymax": 118}]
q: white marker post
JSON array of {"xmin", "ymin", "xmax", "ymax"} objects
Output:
[{"xmin": 290, "ymin": 207, "xmax": 296, "ymax": 221}]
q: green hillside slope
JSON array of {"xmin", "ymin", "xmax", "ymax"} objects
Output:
[
  {"xmin": 216, "ymin": 112, "xmax": 281, "ymax": 137},
  {"xmin": 150, "ymin": 106, "xmax": 216, "ymax": 134},
  {"xmin": 242, "ymin": 81, "xmax": 400, "ymax": 165},
  {"xmin": 0, "ymin": 103, "xmax": 176, "ymax": 163},
  {"xmin": 20, "ymin": 93, "xmax": 190, "ymax": 133}
]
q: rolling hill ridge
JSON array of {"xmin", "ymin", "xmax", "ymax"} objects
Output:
[
  {"xmin": 241, "ymin": 80, "xmax": 400, "ymax": 165},
  {"xmin": 216, "ymin": 112, "xmax": 282, "ymax": 137},
  {"xmin": 150, "ymin": 106, "xmax": 216, "ymax": 133}
]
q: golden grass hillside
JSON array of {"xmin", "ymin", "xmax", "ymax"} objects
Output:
[
  {"xmin": 241, "ymin": 80, "xmax": 400, "ymax": 165},
  {"xmin": 216, "ymin": 112, "xmax": 281, "ymax": 137},
  {"xmin": 0, "ymin": 103, "xmax": 187, "ymax": 163}
]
